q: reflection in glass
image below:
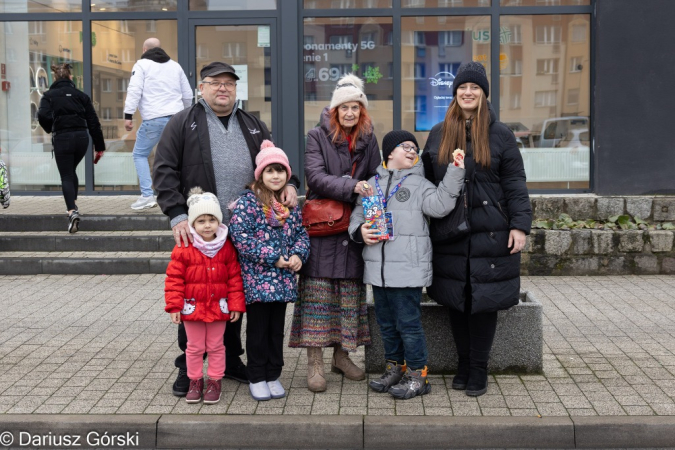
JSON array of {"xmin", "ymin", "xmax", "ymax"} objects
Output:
[
  {"xmin": 195, "ymin": 25, "xmax": 273, "ymax": 134},
  {"xmin": 304, "ymin": 0, "xmax": 391, "ymax": 8},
  {"xmin": 0, "ymin": 21, "xmax": 83, "ymax": 191},
  {"xmin": 190, "ymin": 0, "xmax": 276, "ymax": 10},
  {"xmin": 500, "ymin": 14, "xmax": 590, "ymax": 189},
  {"xmin": 500, "ymin": 0, "xmax": 589, "ymax": 5},
  {"xmin": 91, "ymin": 20, "xmax": 178, "ymax": 190},
  {"xmin": 90, "ymin": 1, "xmax": 177, "ymax": 12},
  {"xmin": 303, "ymin": 17, "xmax": 393, "ymax": 145},
  {"xmin": 402, "ymin": 0, "xmax": 491, "ymax": 7},
  {"xmin": 0, "ymin": 1, "xmax": 81, "ymax": 13},
  {"xmin": 401, "ymin": 16, "xmax": 490, "ymax": 144}
]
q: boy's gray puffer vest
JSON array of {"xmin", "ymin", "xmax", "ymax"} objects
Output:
[{"xmin": 349, "ymin": 159, "xmax": 465, "ymax": 288}]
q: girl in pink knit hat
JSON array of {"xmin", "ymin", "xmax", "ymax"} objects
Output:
[{"xmin": 228, "ymin": 140, "xmax": 310, "ymax": 401}]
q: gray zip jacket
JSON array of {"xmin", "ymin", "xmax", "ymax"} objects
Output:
[{"xmin": 349, "ymin": 159, "xmax": 465, "ymax": 288}]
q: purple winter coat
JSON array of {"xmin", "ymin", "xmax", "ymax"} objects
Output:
[{"xmin": 301, "ymin": 107, "xmax": 381, "ymax": 279}]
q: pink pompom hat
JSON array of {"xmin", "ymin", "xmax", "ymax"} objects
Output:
[{"xmin": 254, "ymin": 140, "xmax": 292, "ymax": 181}]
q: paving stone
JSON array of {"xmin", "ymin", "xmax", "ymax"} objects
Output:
[
  {"xmin": 626, "ymin": 198, "xmax": 653, "ymax": 221},
  {"xmin": 618, "ymin": 231, "xmax": 645, "ymax": 253},
  {"xmin": 597, "ymin": 197, "xmax": 625, "ymax": 220}
]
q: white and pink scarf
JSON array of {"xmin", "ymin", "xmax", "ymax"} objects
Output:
[{"xmin": 189, "ymin": 223, "xmax": 229, "ymax": 258}]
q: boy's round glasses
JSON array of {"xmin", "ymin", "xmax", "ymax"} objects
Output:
[
  {"xmin": 396, "ymin": 143, "xmax": 418, "ymax": 153},
  {"xmin": 203, "ymin": 81, "xmax": 237, "ymax": 91}
]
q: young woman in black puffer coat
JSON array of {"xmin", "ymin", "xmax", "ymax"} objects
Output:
[
  {"xmin": 38, "ymin": 63, "xmax": 105, "ymax": 233},
  {"xmin": 422, "ymin": 62, "xmax": 531, "ymax": 397}
]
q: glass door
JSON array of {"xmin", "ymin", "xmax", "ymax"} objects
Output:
[{"xmin": 189, "ymin": 20, "xmax": 277, "ymax": 138}]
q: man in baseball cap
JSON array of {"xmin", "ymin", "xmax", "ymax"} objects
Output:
[{"xmin": 199, "ymin": 61, "xmax": 240, "ymax": 81}]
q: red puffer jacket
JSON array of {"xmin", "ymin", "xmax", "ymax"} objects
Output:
[{"xmin": 164, "ymin": 240, "xmax": 246, "ymax": 322}]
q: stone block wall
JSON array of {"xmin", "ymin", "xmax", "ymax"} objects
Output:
[
  {"xmin": 522, "ymin": 229, "xmax": 675, "ymax": 275},
  {"xmin": 530, "ymin": 196, "xmax": 675, "ymax": 222}
]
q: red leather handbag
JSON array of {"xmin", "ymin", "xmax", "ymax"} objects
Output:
[{"xmin": 302, "ymin": 198, "xmax": 351, "ymax": 237}]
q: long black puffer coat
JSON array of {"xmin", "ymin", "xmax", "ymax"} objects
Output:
[{"xmin": 422, "ymin": 105, "xmax": 531, "ymax": 314}]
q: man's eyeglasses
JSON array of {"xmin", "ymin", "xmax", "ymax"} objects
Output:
[
  {"xmin": 203, "ymin": 81, "xmax": 237, "ymax": 91},
  {"xmin": 396, "ymin": 143, "xmax": 418, "ymax": 153}
]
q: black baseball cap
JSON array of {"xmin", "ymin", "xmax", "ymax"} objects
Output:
[{"xmin": 200, "ymin": 62, "xmax": 240, "ymax": 80}]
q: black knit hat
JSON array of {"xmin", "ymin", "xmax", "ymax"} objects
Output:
[
  {"xmin": 382, "ymin": 130, "xmax": 420, "ymax": 163},
  {"xmin": 452, "ymin": 61, "xmax": 489, "ymax": 98}
]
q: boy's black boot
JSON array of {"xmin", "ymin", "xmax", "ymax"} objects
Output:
[
  {"xmin": 369, "ymin": 361, "xmax": 405, "ymax": 393},
  {"xmin": 465, "ymin": 363, "xmax": 488, "ymax": 397}
]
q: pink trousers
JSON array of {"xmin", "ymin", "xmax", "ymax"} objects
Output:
[{"xmin": 183, "ymin": 321, "xmax": 227, "ymax": 381}]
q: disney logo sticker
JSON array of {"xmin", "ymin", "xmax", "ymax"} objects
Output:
[{"xmin": 429, "ymin": 71, "xmax": 455, "ymax": 88}]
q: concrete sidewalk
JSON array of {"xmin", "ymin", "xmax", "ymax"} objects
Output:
[
  {"xmin": 2, "ymin": 197, "xmax": 675, "ymax": 447},
  {"xmin": 3, "ymin": 274, "xmax": 674, "ymax": 418}
]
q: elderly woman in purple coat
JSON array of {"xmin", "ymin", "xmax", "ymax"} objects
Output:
[{"xmin": 289, "ymin": 74, "xmax": 381, "ymax": 392}]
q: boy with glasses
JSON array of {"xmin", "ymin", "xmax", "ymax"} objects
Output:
[{"xmin": 348, "ymin": 130, "xmax": 465, "ymax": 399}]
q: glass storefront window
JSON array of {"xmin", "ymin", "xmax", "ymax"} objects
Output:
[
  {"xmin": 402, "ymin": 0, "xmax": 491, "ymax": 7},
  {"xmin": 500, "ymin": 14, "xmax": 590, "ymax": 189},
  {"xmin": 91, "ymin": 20, "xmax": 177, "ymax": 191},
  {"xmin": 190, "ymin": 0, "xmax": 276, "ymax": 10},
  {"xmin": 501, "ymin": 0, "xmax": 589, "ymax": 5},
  {"xmin": 303, "ymin": 17, "xmax": 393, "ymax": 146},
  {"xmin": 1, "ymin": 1, "xmax": 81, "ymax": 13},
  {"xmin": 0, "ymin": 21, "xmax": 83, "ymax": 191},
  {"xmin": 194, "ymin": 25, "xmax": 273, "ymax": 134},
  {"xmin": 304, "ymin": 0, "xmax": 391, "ymax": 8},
  {"xmin": 401, "ymin": 16, "xmax": 491, "ymax": 144},
  {"xmin": 90, "ymin": 1, "xmax": 177, "ymax": 12}
]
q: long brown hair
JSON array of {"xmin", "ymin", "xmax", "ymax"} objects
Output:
[
  {"xmin": 248, "ymin": 163, "xmax": 287, "ymax": 209},
  {"xmin": 51, "ymin": 63, "xmax": 72, "ymax": 81},
  {"xmin": 328, "ymin": 104, "xmax": 372, "ymax": 148},
  {"xmin": 438, "ymin": 90, "xmax": 491, "ymax": 168}
]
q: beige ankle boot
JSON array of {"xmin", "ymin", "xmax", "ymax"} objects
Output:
[
  {"xmin": 331, "ymin": 346, "xmax": 365, "ymax": 381},
  {"xmin": 306, "ymin": 347, "xmax": 326, "ymax": 392}
]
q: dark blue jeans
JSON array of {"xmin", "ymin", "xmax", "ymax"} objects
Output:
[{"xmin": 372, "ymin": 286, "xmax": 428, "ymax": 370}]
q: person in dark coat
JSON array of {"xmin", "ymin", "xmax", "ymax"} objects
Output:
[
  {"xmin": 37, "ymin": 63, "xmax": 105, "ymax": 233},
  {"xmin": 289, "ymin": 73, "xmax": 381, "ymax": 392},
  {"xmin": 422, "ymin": 62, "xmax": 531, "ymax": 397}
]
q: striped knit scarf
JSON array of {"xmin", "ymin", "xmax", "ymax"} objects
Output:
[{"xmin": 263, "ymin": 199, "xmax": 290, "ymax": 227}]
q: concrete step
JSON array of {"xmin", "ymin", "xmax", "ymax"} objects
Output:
[
  {"xmin": 0, "ymin": 231, "xmax": 174, "ymax": 252},
  {"xmin": 0, "ymin": 214, "xmax": 170, "ymax": 232},
  {"xmin": 0, "ymin": 251, "xmax": 170, "ymax": 275}
]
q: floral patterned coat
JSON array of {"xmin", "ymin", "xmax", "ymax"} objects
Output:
[
  {"xmin": 229, "ymin": 190, "xmax": 311, "ymax": 305},
  {"xmin": 164, "ymin": 240, "xmax": 246, "ymax": 322}
]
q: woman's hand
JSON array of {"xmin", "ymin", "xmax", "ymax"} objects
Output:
[
  {"xmin": 170, "ymin": 312, "xmax": 181, "ymax": 324},
  {"xmin": 354, "ymin": 180, "xmax": 374, "ymax": 197},
  {"xmin": 508, "ymin": 229, "xmax": 527, "ymax": 254},
  {"xmin": 361, "ymin": 222, "xmax": 380, "ymax": 245},
  {"xmin": 172, "ymin": 220, "xmax": 193, "ymax": 248},
  {"xmin": 230, "ymin": 312, "xmax": 241, "ymax": 323},
  {"xmin": 280, "ymin": 185, "xmax": 298, "ymax": 208},
  {"xmin": 287, "ymin": 255, "xmax": 303, "ymax": 272}
]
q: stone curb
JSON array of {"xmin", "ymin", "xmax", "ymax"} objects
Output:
[{"xmin": 2, "ymin": 415, "xmax": 675, "ymax": 449}]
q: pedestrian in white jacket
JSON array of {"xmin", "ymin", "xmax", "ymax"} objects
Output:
[{"xmin": 124, "ymin": 38, "xmax": 192, "ymax": 211}]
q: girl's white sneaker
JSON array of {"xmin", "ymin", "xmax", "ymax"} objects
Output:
[
  {"xmin": 267, "ymin": 379, "xmax": 286, "ymax": 399},
  {"xmin": 249, "ymin": 381, "xmax": 271, "ymax": 401}
]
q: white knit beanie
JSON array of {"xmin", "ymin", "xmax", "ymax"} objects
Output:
[
  {"xmin": 186, "ymin": 187, "xmax": 223, "ymax": 226},
  {"xmin": 329, "ymin": 73, "xmax": 368, "ymax": 110}
]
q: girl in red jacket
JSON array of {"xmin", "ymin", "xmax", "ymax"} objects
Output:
[{"xmin": 165, "ymin": 187, "xmax": 246, "ymax": 405}]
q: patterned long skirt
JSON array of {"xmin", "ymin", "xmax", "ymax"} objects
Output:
[{"xmin": 289, "ymin": 276, "xmax": 371, "ymax": 352}]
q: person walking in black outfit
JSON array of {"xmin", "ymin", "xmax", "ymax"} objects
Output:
[
  {"xmin": 38, "ymin": 63, "xmax": 105, "ymax": 233},
  {"xmin": 422, "ymin": 62, "xmax": 531, "ymax": 397}
]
